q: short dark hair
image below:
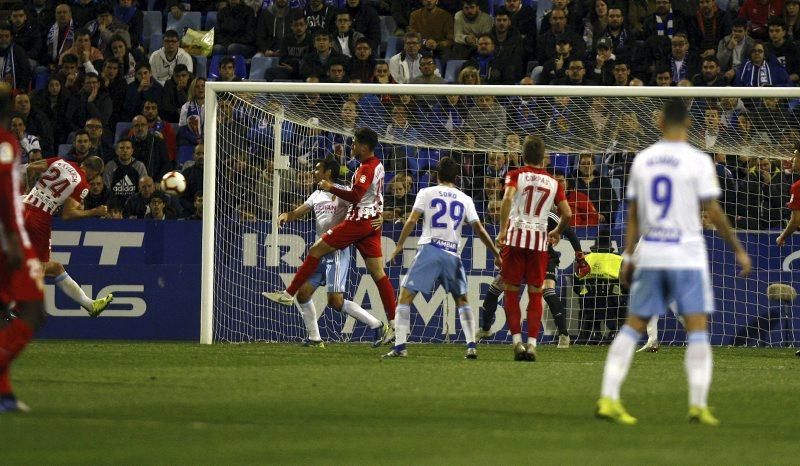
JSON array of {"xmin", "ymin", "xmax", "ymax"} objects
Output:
[
  {"xmin": 354, "ymin": 127, "xmax": 378, "ymax": 151},
  {"xmin": 702, "ymin": 55, "xmax": 720, "ymax": 66},
  {"xmin": 0, "ymin": 24, "xmax": 13, "ymax": 35},
  {"xmin": 732, "ymin": 17, "xmax": 748, "ymax": 29},
  {"xmin": 75, "ymin": 28, "xmax": 91, "ymax": 39},
  {"xmin": 143, "ymin": 98, "xmax": 159, "ymax": 107},
  {"xmin": 61, "ymin": 53, "xmax": 79, "ymax": 65},
  {"xmin": 654, "ymin": 64, "xmax": 671, "ymax": 76},
  {"xmin": 74, "ymin": 129, "xmax": 90, "ymax": 139},
  {"xmin": 662, "ymin": 98, "xmax": 689, "ymax": 126},
  {"xmin": 477, "ymin": 33, "xmax": 494, "ymax": 44},
  {"xmin": 81, "ymin": 155, "xmax": 104, "ymax": 174},
  {"xmin": 9, "ymin": 3, "xmax": 25, "ymax": 13},
  {"xmin": 84, "ymin": 72, "xmax": 99, "ymax": 81},
  {"xmin": 768, "ymin": 16, "xmax": 787, "ymax": 30},
  {"xmin": 523, "ymin": 135, "xmax": 546, "ymax": 165},
  {"xmin": 494, "ymin": 7, "xmax": 511, "ymax": 18},
  {"xmin": 437, "ymin": 157, "xmax": 459, "ymax": 183},
  {"xmin": 318, "ymin": 155, "xmax": 341, "ymax": 182},
  {"xmin": 164, "ymin": 29, "xmax": 179, "ymax": 40},
  {"xmin": 220, "ymin": 56, "xmax": 235, "ymax": 68},
  {"xmin": 135, "ymin": 62, "xmax": 152, "ymax": 73},
  {"xmin": 290, "ymin": 10, "xmax": 306, "ymax": 22},
  {"xmin": 355, "ymin": 37, "xmax": 371, "ymax": 47},
  {"xmin": 314, "ymin": 30, "xmax": 331, "ymax": 40}
]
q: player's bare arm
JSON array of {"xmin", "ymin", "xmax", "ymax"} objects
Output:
[
  {"xmin": 776, "ymin": 210, "xmax": 800, "ymax": 246},
  {"xmin": 61, "ymin": 197, "xmax": 107, "ymax": 220},
  {"xmin": 390, "ymin": 210, "xmax": 421, "ymax": 262},
  {"xmin": 497, "ymin": 186, "xmax": 516, "ymax": 246},
  {"xmin": 471, "ymin": 220, "xmax": 502, "ymax": 268},
  {"xmin": 620, "ymin": 200, "xmax": 639, "ymax": 288},
  {"xmin": 25, "ymin": 159, "xmax": 48, "ymax": 177},
  {"xmin": 549, "ymin": 199, "xmax": 573, "ymax": 244},
  {"xmin": 279, "ymin": 204, "xmax": 312, "ymax": 226},
  {"xmin": 703, "ymin": 199, "xmax": 751, "ymax": 277}
]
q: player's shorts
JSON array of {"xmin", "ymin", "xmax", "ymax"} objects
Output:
[
  {"xmin": 545, "ymin": 248, "xmax": 560, "ymax": 282},
  {"xmin": 628, "ymin": 268, "xmax": 715, "ymax": 318},
  {"xmin": 23, "ymin": 209, "xmax": 52, "ymax": 263},
  {"xmin": 322, "ymin": 219, "xmax": 383, "ymax": 258},
  {"xmin": 500, "ymin": 246, "xmax": 548, "ymax": 287},
  {"xmin": 0, "ymin": 247, "xmax": 44, "ymax": 303},
  {"xmin": 402, "ymin": 244, "xmax": 468, "ymax": 296},
  {"xmin": 308, "ymin": 247, "xmax": 351, "ymax": 294}
]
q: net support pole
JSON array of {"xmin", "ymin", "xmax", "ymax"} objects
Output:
[
  {"xmin": 270, "ymin": 109, "xmax": 286, "ymax": 266},
  {"xmin": 200, "ymin": 86, "xmax": 218, "ymax": 344}
]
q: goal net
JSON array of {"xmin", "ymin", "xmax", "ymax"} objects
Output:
[{"xmin": 201, "ymin": 83, "xmax": 800, "ymax": 348}]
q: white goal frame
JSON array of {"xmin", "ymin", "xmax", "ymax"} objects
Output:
[{"xmin": 200, "ymin": 82, "xmax": 800, "ymax": 344}]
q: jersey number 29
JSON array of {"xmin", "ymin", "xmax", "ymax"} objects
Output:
[{"xmin": 430, "ymin": 198, "xmax": 464, "ymax": 228}]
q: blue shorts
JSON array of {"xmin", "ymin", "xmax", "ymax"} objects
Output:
[
  {"xmin": 628, "ymin": 268, "xmax": 714, "ymax": 318},
  {"xmin": 401, "ymin": 244, "xmax": 468, "ymax": 296},
  {"xmin": 308, "ymin": 247, "xmax": 351, "ymax": 294}
]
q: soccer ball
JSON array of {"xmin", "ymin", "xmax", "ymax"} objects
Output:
[{"xmin": 161, "ymin": 171, "xmax": 186, "ymax": 195}]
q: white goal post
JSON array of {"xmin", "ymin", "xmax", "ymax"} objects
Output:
[{"xmin": 201, "ymin": 82, "xmax": 800, "ymax": 346}]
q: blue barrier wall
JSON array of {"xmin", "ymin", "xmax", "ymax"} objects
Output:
[{"xmin": 36, "ymin": 219, "xmax": 800, "ymax": 345}]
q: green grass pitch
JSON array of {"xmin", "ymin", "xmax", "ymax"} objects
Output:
[{"xmin": 2, "ymin": 341, "xmax": 797, "ymax": 464}]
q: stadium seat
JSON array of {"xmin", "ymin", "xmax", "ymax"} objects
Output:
[
  {"xmin": 383, "ymin": 37, "xmax": 401, "ymax": 60},
  {"xmin": 526, "ymin": 60, "xmax": 539, "ymax": 75},
  {"xmin": 58, "ymin": 144, "xmax": 72, "ymax": 157},
  {"xmin": 177, "ymin": 145, "xmax": 195, "ymax": 166},
  {"xmin": 149, "ymin": 33, "xmax": 163, "ymax": 53},
  {"xmin": 208, "ymin": 55, "xmax": 247, "ymax": 80},
  {"xmin": 418, "ymin": 173, "xmax": 431, "ymax": 189},
  {"xmin": 142, "ymin": 11, "xmax": 162, "ymax": 38},
  {"xmin": 379, "ymin": 16, "xmax": 397, "ymax": 44},
  {"xmin": 549, "ymin": 153, "xmax": 572, "ymax": 175},
  {"xmin": 611, "ymin": 177, "xmax": 622, "ymax": 201},
  {"xmin": 248, "ymin": 56, "xmax": 280, "ymax": 81},
  {"xmin": 204, "ymin": 12, "xmax": 217, "ymax": 30},
  {"xmin": 531, "ymin": 65, "xmax": 543, "ymax": 84},
  {"xmin": 167, "ymin": 12, "xmax": 201, "ymax": 38},
  {"xmin": 115, "ymin": 122, "xmax": 133, "ymax": 143},
  {"xmin": 444, "ymin": 60, "xmax": 465, "ymax": 83},
  {"xmin": 33, "ymin": 68, "xmax": 49, "ymax": 90},
  {"xmin": 147, "ymin": 0, "xmax": 159, "ymax": 10},
  {"xmin": 416, "ymin": 148, "xmax": 441, "ymax": 172},
  {"xmin": 194, "ymin": 56, "xmax": 207, "ymax": 80}
]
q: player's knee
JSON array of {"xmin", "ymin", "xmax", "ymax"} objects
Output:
[
  {"xmin": 626, "ymin": 315, "xmax": 649, "ymax": 333},
  {"xmin": 543, "ymin": 279, "xmax": 555, "ymax": 290},
  {"xmin": 683, "ymin": 314, "xmax": 707, "ymax": 332},
  {"xmin": 327, "ymin": 294, "xmax": 344, "ymax": 310},
  {"xmin": 528, "ymin": 286, "xmax": 543, "ymax": 295},
  {"xmin": 45, "ymin": 261, "xmax": 65, "ymax": 277},
  {"xmin": 296, "ymin": 289, "xmax": 312, "ymax": 303},
  {"xmin": 454, "ymin": 295, "xmax": 468, "ymax": 307}
]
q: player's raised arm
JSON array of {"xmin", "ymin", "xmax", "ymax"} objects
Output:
[
  {"xmin": 389, "ymin": 210, "xmax": 421, "ymax": 262},
  {"xmin": 279, "ymin": 203, "xmax": 311, "ymax": 227},
  {"xmin": 703, "ymin": 198, "xmax": 751, "ymax": 277}
]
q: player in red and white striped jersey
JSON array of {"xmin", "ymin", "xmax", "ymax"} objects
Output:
[
  {"xmin": 498, "ymin": 135, "xmax": 572, "ymax": 361},
  {"xmin": 265, "ymin": 128, "xmax": 397, "ymax": 342},
  {"xmin": 0, "ymin": 84, "xmax": 45, "ymax": 412},
  {"xmin": 24, "ymin": 156, "xmax": 114, "ymax": 317}
]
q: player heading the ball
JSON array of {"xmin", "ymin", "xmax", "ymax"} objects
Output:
[
  {"xmin": 383, "ymin": 157, "xmax": 501, "ymax": 359},
  {"xmin": 596, "ymin": 98, "xmax": 751, "ymax": 426}
]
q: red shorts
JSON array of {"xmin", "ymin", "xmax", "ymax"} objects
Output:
[
  {"xmin": 0, "ymin": 246, "xmax": 44, "ymax": 303},
  {"xmin": 322, "ymin": 219, "xmax": 383, "ymax": 258},
  {"xmin": 24, "ymin": 209, "xmax": 51, "ymax": 263},
  {"xmin": 500, "ymin": 246, "xmax": 548, "ymax": 287}
]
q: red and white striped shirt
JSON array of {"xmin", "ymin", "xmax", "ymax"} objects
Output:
[
  {"xmin": 504, "ymin": 166, "xmax": 565, "ymax": 251},
  {"xmin": 0, "ymin": 131, "xmax": 31, "ymax": 248},
  {"xmin": 24, "ymin": 158, "xmax": 89, "ymax": 216},
  {"xmin": 331, "ymin": 156, "xmax": 385, "ymax": 221}
]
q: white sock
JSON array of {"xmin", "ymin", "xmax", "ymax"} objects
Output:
[
  {"xmin": 297, "ymin": 300, "xmax": 321, "ymax": 341},
  {"xmin": 389, "ymin": 319, "xmax": 395, "ymax": 330},
  {"xmin": 395, "ymin": 304, "xmax": 411, "ymax": 348},
  {"xmin": 457, "ymin": 305, "xmax": 476, "ymax": 345},
  {"xmin": 55, "ymin": 272, "xmax": 94, "ymax": 310},
  {"xmin": 601, "ymin": 325, "xmax": 640, "ymax": 400},
  {"xmin": 527, "ymin": 337, "xmax": 537, "ymax": 346},
  {"xmin": 511, "ymin": 333, "xmax": 522, "ymax": 345},
  {"xmin": 685, "ymin": 330, "xmax": 712, "ymax": 408},
  {"xmin": 646, "ymin": 316, "xmax": 659, "ymax": 343},
  {"xmin": 341, "ymin": 300, "xmax": 382, "ymax": 329}
]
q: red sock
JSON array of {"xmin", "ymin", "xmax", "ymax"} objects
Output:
[
  {"xmin": 0, "ymin": 366, "xmax": 10, "ymax": 395},
  {"xmin": 0, "ymin": 319, "xmax": 34, "ymax": 368},
  {"xmin": 504, "ymin": 289, "xmax": 521, "ymax": 335},
  {"xmin": 375, "ymin": 276, "xmax": 396, "ymax": 321},
  {"xmin": 286, "ymin": 255, "xmax": 321, "ymax": 296},
  {"xmin": 527, "ymin": 292, "xmax": 544, "ymax": 340}
]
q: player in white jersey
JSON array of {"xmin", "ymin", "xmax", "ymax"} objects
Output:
[
  {"xmin": 261, "ymin": 156, "xmax": 388, "ymax": 347},
  {"xmin": 24, "ymin": 156, "xmax": 114, "ymax": 317},
  {"xmin": 596, "ymin": 99, "xmax": 751, "ymax": 426},
  {"xmin": 384, "ymin": 157, "xmax": 501, "ymax": 359}
]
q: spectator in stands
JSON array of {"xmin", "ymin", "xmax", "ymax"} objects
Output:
[
  {"xmin": 14, "ymin": 93, "xmax": 54, "ymax": 155},
  {"xmin": 125, "ymin": 63, "xmax": 163, "ymax": 119},
  {"xmin": 331, "ymin": 11, "xmax": 364, "ymax": 58},
  {"xmin": 256, "ymin": 0, "xmax": 291, "ymax": 57},
  {"xmin": 702, "ymin": 104, "xmax": 729, "ymax": 151},
  {"xmin": 464, "ymin": 34, "xmax": 516, "ymax": 84},
  {"xmin": 410, "ymin": 54, "xmax": 445, "ymax": 84},
  {"xmin": 733, "ymin": 40, "xmax": 792, "ymax": 85},
  {"xmin": 72, "ymin": 0, "xmax": 100, "ymax": 29},
  {"xmin": 612, "ymin": 59, "xmax": 632, "ymax": 85},
  {"xmin": 108, "ymin": 35, "xmax": 137, "ymax": 84},
  {"xmin": 165, "ymin": 3, "xmax": 193, "ymax": 38},
  {"xmin": 84, "ymin": 118, "xmax": 114, "ymax": 162},
  {"xmin": 385, "ymin": 104, "xmax": 416, "ymax": 139},
  {"xmin": 431, "ymin": 94, "xmax": 465, "ymax": 141},
  {"xmin": 502, "ymin": 0, "xmax": 535, "ymax": 37},
  {"xmin": 694, "ymin": 0, "xmax": 732, "ymax": 59},
  {"xmin": 304, "ymin": 0, "xmax": 336, "ymax": 35},
  {"xmin": 344, "ymin": 0, "xmax": 381, "ymax": 52},
  {"xmin": 574, "ymin": 153, "xmax": 615, "ymax": 227},
  {"xmin": 66, "ymin": 72, "xmax": 112, "ymax": 134},
  {"xmin": 383, "ymin": 176, "xmax": 413, "ymax": 222},
  {"xmin": 45, "ymin": 3, "xmax": 74, "ymax": 68},
  {"xmin": 150, "ymin": 30, "xmax": 193, "ymax": 85},
  {"xmin": 59, "ymin": 27, "xmax": 103, "ymax": 75},
  {"xmin": 141, "ymin": 99, "xmax": 177, "ymax": 162},
  {"xmin": 99, "ymin": 58, "xmax": 127, "ymax": 128},
  {"xmin": 58, "ymin": 54, "xmax": 84, "ymax": 94},
  {"xmin": 557, "ymin": 172, "xmax": 599, "ymax": 227},
  {"xmin": 391, "ymin": 0, "xmax": 421, "ymax": 37},
  {"xmin": 104, "ymin": 140, "xmax": 148, "ymax": 204},
  {"xmin": 664, "ymin": 32, "xmax": 699, "ymax": 83},
  {"xmin": 64, "ymin": 129, "xmax": 96, "ymax": 164},
  {"xmin": 537, "ymin": 8, "xmax": 585, "ymax": 64},
  {"xmin": 640, "ymin": 0, "xmax": 691, "ymax": 40},
  {"xmin": 553, "ymin": 58, "xmax": 593, "ymax": 85},
  {"xmin": 177, "ymin": 112, "xmax": 202, "ymax": 147},
  {"xmin": 31, "ymin": 77, "xmax": 69, "ymax": 148},
  {"xmin": 540, "ymin": 0, "xmax": 585, "ymax": 35},
  {"xmin": 144, "ymin": 191, "xmax": 178, "ymax": 220},
  {"xmin": 181, "ymin": 144, "xmax": 204, "ymax": 214},
  {"xmin": 541, "ymin": 36, "xmax": 574, "ymax": 84},
  {"xmin": 692, "ymin": 55, "xmax": 728, "ymax": 85},
  {"xmin": 409, "ymin": 0, "xmax": 454, "ymax": 60},
  {"xmin": 373, "ymin": 60, "xmax": 395, "ymax": 86},
  {"xmin": 264, "ymin": 12, "xmax": 313, "ymax": 81},
  {"xmin": 389, "ymin": 31, "xmax": 425, "ymax": 83},
  {"xmin": 653, "ymin": 64, "xmax": 674, "ymax": 85},
  {"xmin": 584, "ymin": 0, "xmax": 609, "ymax": 51},
  {"xmin": 485, "ymin": 150, "xmax": 509, "ymax": 179},
  {"xmin": 10, "ymin": 115, "xmax": 40, "ymax": 163},
  {"xmin": 466, "ymin": 95, "xmax": 506, "ymax": 145},
  {"xmin": 27, "ymin": 0, "xmax": 55, "ymax": 51},
  {"xmin": 299, "ymin": 31, "xmax": 342, "ymax": 80},
  {"xmin": 785, "ymin": 0, "xmax": 800, "ymax": 39},
  {"xmin": 161, "ymin": 64, "xmax": 190, "ymax": 123},
  {"xmin": 718, "ymin": 18, "xmax": 754, "ymax": 78},
  {"xmin": 491, "ymin": 9, "xmax": 524, "ymax": 83},
  {"xmin": 217, "ymin": 56, "xmax": 243, "ymax": 82},
  {"xmin": 325, "ymin": 59, "xmax": 348, "ymax": 84},
  {"xmin": 739, "ymin": 0, "xmax": 784, "ymax": 41},
  {"xmin": 86, "ymin": 5, "xmax": 131, "ymax": 53},
  {"xmin": 0, "ymin": 24, "xmax": 31, "ymax": 91},
  {"xmin": 597, "ymin": 7, "xmax": 632, "ymax": 59},
  {"xmin": 130, "ymin": 115, "xmax": 172, "ymax": 181},
  {"xmin": 766, "ymin": 17, "xmax": 800, "ymax": 83},
  {"xmin": 8, "ymin": 3, "xmax": 41, "ymax": 65},
  {"xmin": 124, "ymin": 176, "xmax": 182, "ymax": 219},
  {"xmin": 349, "ymin": 38, "xmax": 376, "ymax": 81},
  {"xmin": 589, "ymin": 37, "xmax": 617, "ymax": 84},
  {"xmin": 113, "ymin": 0, "xmax": 143, "ymax": 52},
  {"xmin": 84, "ymin": 175, "xmax": 110, "ymax": 211},
  {"xmin": 452, "ymin": 0, "xmax": 493, "ymax": 60}
]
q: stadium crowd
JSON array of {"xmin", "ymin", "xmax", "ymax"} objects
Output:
[{"xmin": 2, "ymin": 0, "xmax": 800, "ymax": 227}]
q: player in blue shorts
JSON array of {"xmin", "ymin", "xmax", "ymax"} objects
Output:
[
  {"xmin": 262, "ymin": 155, "xmax": 388, "ymax": 348},
  {"xmin": 384, "ymin": 157, "xmax": 501, "ymax": 359},
  {"xmin": 596, "ymin": 99, "xmax": 751, "ymax": 426}
]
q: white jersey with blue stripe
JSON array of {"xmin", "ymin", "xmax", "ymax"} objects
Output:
[
  {"xmin": 626, "ymin": 140, "xmax": 721, "ymax": 269},
  {"xmin": 412, "ymin": 185, "xmax": 479, "ymax": 256},
  {"xmin": 304, "ymin": 186, "xmax": 349, "ymax": 238}
]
